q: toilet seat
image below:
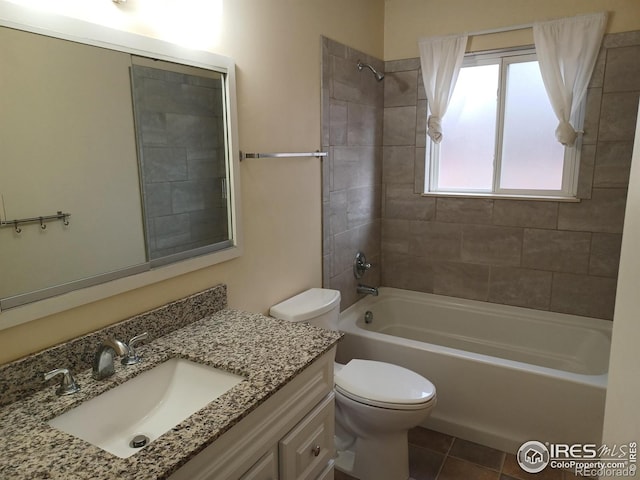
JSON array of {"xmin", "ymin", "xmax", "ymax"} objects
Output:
[{"xmin": 334, "ymin": 359, "xmax": 436, "ymax": 410}]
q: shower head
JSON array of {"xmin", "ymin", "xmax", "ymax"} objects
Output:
[{"xmin": 357, "ymin": 60, "xmax": 384, "ymax": 81}]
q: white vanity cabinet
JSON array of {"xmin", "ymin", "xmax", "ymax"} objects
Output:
[
  {"xmin": 239, "ymin": 448, "xmax": 278, "ymax": 480},
  {"xmin": 170, "ymin": 348, "xmax": 336, "ymax": 480},
  {"xmin": 279, "ymin": 393, "xmax": 334, "ymax": 480}
]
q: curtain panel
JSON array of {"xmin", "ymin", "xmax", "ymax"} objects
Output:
[
  {"xmin": 533, "ymin": 12, "xmax": 608, "ymax": 146},
  {"xmin": 418, "ymin": 34, "xmax": 468, "ymax": 144}
]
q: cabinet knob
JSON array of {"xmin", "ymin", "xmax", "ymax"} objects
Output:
[{"xmin": 311, "ymin": 445, "xmax": 321, "ymax": 457}]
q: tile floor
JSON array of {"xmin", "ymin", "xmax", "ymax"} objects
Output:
[{"xmin": 334, "ymin": 427, "xmax": 592, "ymax": 480}]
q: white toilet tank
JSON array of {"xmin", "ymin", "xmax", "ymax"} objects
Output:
[{"xmin": 269, "ymin": 288, "xmax": 341, "ymax": 331}]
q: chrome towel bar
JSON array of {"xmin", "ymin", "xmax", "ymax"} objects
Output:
[{"xmin": 240, "ymin": 151, "xmax": 327, "ymax": 161}]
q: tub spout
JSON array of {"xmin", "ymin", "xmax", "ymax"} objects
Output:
[{"xmin": 357, "ymin": 284, "xmax": 379, "ymax": 296}]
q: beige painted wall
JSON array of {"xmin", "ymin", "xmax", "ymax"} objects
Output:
[
  {"xmin": 0, "ymin": 0, "xmax": 384, "ymax": 364},
  {"xmin": 385, "ymin": 0, "xmax": 640, "ymax": 58}
]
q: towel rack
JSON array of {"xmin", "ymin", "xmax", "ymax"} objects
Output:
[
  {"xmin": 0, "ymin": 211, "xmax": 71, "ymax": 233},
  {"xmin": 240, "ymin": 151, "xmax": 327, "ymax": 161}
]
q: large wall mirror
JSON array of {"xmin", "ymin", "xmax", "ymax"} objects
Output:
[{"xmin": 0, "ymin": 3, "xmax": 242, "ymax": 329}]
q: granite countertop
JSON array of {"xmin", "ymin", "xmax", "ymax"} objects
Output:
[{"xmin": 0, "ymin": 309, "xmax": 342, "ymax": 480}]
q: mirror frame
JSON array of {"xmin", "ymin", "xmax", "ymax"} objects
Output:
[{"xmin": 0, "ymin": 1, "xmax": 243, "ymax": 330}]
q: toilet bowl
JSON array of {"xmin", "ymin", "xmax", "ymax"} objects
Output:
[
  {"xmin": 333, "ymin": 359, "xmax": 436, "ymax": 479},
  {"xmin": 270, "ymin": 288, "xmax": 437, "ymax": 480}
]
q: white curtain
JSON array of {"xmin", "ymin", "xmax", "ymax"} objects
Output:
[
  {"xmin": 418, "ymin": 34, "xmax": 468, "ymax": 143},
  {"xmin": 533, "ymin": 12, "xmax": 607, "ymax": 146}
]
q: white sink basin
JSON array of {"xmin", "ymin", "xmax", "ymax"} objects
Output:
[{"xmin": 48, "ymin": 358, "xmax": 244, "ymax": 458}]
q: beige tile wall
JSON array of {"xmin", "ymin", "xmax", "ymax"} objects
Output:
[
  {"xmin": 322, "ymin": 32, "xmax": 639, "ymax": 319},
  {"xmin": 322, "ymin": 37, "xmax": 384, "ymax": 308},
  {"xmin": 381, "ymin": 31, "xmax": 640, "ymax": 320}
]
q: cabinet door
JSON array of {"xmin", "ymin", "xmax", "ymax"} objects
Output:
[
  {"xmin": 314, "ymin": 461, "xmax": 334, "ymax": 480},
  {"xmin": 279, "ymin": 393, "xmax": 335, "ymax": 480},
  {"xmin": 240, "ymin": 447, "xmax": 278, "ymax": 480}
]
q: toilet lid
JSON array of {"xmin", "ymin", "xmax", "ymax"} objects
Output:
[{"xmin": 334, "ymin": 359, "xmax": 436, "ymax": 410}]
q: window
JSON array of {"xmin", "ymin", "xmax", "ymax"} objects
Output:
[{"xmin": 425, "ymin": 48, "xmax": 584, "ymax": 199}]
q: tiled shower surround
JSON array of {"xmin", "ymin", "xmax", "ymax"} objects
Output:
[
  {"xmin": 131, "ymin": 64, "xmax": 229, "ymax": 260},
  {"xmin": 321, "ymin": 32, "xmax": 640, "ymax": 320},
  {"xmin": 321, "ymin": 37, "xmax": 384, "ymax": 309}
]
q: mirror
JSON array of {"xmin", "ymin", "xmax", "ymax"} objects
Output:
[
  {"xmin": 130, "ymin": 56, "xmax": 232, "ymax": 266},
  {"xmin": 0, "ymin": 5, "xmax": 241, "ymax": 327}
]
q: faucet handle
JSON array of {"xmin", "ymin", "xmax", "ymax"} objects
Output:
[
  {"xmin": 121, "ymin": 332, "xmax": 149, "ymax": 366},
  {"xmin": 44, "ymin": 368, "xmax": 80, "ymax": 396},
  {"xmin": 354, "ymin": 251, "xmax": 372, "ymax": 279}
]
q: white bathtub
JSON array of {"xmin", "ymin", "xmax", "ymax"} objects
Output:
[{"xmin": 336, "ymin": 288, "xmax": 611, "ymax": 453}]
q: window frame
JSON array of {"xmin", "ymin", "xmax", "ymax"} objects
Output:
[{"xmin": 424, "ymin": 47, "xmax": 585, "ymax": 200}]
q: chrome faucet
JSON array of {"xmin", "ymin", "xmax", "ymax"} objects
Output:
[
  {"xmin": 353, "ymin": 251, "xmax": 372, "ymax": 279},
  {"xmin": 354, "ymin": 251, "xmax": 378, "ymax": 296},
  {"xmin": 357, "ymin": 284, "xmax": 379, "ymax": 296},
  {"xmin": 92, "ymin": 332, "xmax": 149, "ymax": 380},
  {"xmin": 44, "ymin": 367, "xmax": 80, "ymax": 396},
  {"xmin": 93, "ymin": 338, "xmax": 130, "ymax": 380},
  {"xmin": 121, "ymin": 332, "xmax": 149, "ymax": 366}
]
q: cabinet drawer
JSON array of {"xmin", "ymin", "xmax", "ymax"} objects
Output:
[
  {"xmin": 240, "ymin": 447, "xmax": 278, "ymax": 480},
  {"xmin": 279, "ymin": 393, "xmax": 335, "ymax": 480}
]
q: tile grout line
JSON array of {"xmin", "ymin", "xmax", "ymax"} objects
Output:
[
  {"xmin": 498, "ymin": 450, "xmax": 508, "ymax": 478},
  {"xmin": 434, "ymin": 436, "xmax": 457, "ymax": 480},
  {"xmin": 442, "ymin": 435, "xmax": 513, "ymax": 479}
]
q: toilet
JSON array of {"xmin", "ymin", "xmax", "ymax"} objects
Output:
[{"xmin": 270, "ymin": 288, "xmax": 436, "ymax": 480}]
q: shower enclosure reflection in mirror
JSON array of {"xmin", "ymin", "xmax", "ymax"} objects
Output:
[{"xmin": 0, "ymin": 1, "xmax": 242, "ymax": 329}]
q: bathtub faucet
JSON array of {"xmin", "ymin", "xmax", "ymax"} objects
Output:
[{"xmin": 357, "ymin": 284, "xmax": 379, "ymax": 296}]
